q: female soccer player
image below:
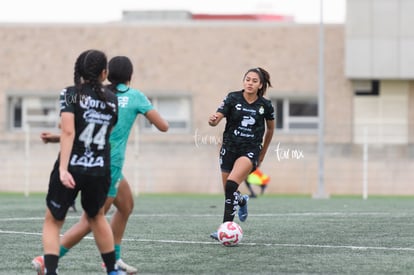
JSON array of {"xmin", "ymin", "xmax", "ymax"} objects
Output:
[
  {"xmin": 34, "ymin": 55, "xmax": 168, "ymax": 274},
  {"xmin": 208, "ymin": 67, "xmax": 275, "ymax": 240},
  {"xmin": 40, "ymin": 49, "xmax": 119, "ymax": 275}
]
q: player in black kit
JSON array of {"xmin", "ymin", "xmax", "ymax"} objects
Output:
[
  {"xmin": 39, "ymin": 50, "xmax": 119, "ymax": 275},
  {"xmin": 208, "ymin": 67, "xmax": 275, "ymax": 240}
]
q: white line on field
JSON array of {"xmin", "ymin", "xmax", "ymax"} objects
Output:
[
  {"xmin": 1, "ymin": 229, "xmax": 414, "ymax": 252},
  {"xmin": 0, "ymin": 212, "xmax": 408, "ymax": 222}
]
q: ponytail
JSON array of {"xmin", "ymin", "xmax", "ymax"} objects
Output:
[{"xmin": 73, "ymin": 49, "xmax": 108, "ymax": 102}]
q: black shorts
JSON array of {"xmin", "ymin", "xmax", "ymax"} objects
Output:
[
  {"xmin": 219, "ymin": 145, "xmax": 261, "ymax": 173},
  {"xmin": 46, "ymin": 160, "xmax": 110, "ymax": 220}
]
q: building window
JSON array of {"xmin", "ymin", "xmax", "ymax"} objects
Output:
[
  {"xmin": 354, "ymin": 80, "xmax": 380, "ymax": 96},
  {"xmin": 143, "ymin": 96, "xmax": 191, "ymax": 132},
  {"xmin": 8, "ymin": 95, "xmax": 59, "ymax": 131},
  {"xmin": 272, "ymin": 97, "xmax": 318, "ymax": 132}
]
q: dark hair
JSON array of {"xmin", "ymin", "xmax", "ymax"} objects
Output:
[
  {"xmin": 244, "ymin": 67, "xmax": 272, "ymax": 97},
  {"xmin": 73, "ymin": 49, "xmax": 108, "ymax": 101},
  {"xmin": 107, "ymin": 56, "xmax": 133, "ymax": 87}
]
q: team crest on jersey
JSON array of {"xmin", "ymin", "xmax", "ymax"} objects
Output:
[{"xmin": 259, "ymin": 106, "xmax": 264, "ymax": 115}]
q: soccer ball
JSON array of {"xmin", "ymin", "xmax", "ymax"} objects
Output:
[{"xmin": 217, "ymin": 221, "xmax": 243, "ymax": 246}]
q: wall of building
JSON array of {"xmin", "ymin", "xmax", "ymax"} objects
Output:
[
  {"xmin": 346, "ymin": 0, "xmax": 414, "ymax": 78},
  {"xmin": 1, "ymin": 21, "xmax": 413, "ymax": 196}
]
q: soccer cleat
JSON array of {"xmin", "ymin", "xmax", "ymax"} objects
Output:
[
  {"xmin": 102, "ymin": 259, "xmax": 137, "ymax": 274},
  {"xmin": 238, "ymin": 194, "xmax": 249, "ymax": 222},
  {"xmin": 210, "ymin": 231, "xmax": 219, "ymax": 241},
  {"xmin": 116, "ymin": 259, "xmax": 138, "ymax": 274},
  {"xmin": 31, "ymin": 256, "xmax": 45, "ymax": 275}
]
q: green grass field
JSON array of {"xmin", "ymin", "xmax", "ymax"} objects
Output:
[{"xmin": 2, "ymin": 193, "xmax": 414, "ymax": 274}]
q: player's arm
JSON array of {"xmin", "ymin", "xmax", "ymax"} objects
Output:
[
  {"xmin": 40, "ymin": 132, "xmax": 61, "ymax": 143},
  {"xmin": 208, "ymin": 112, "xmax": 224, "ymax": 127},
  {"xmin": 259, "ymin": 119, "xmax": 275, "ymax": 164},
  {"xmin": 40, "ymin": 123, "xmax": 61, "ymax": 143},
  {"xmin": 59, "ymin": 112, "xmax": 76, "ymax": 188},
  {"xmin": 144, "ymin": 109, "xmax": 169, "ymax": 132}
]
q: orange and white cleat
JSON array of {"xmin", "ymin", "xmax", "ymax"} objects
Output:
[{"xmin": 31, "ymin": 256, "xmax": 45, "ymax": 275}]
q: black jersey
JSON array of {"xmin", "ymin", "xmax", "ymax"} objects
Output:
[
  {"xmin": 217, "ymin": 90, "xmax": 275, "ymax": 151},
  {"xmin": 59, "ymin": 84, "xmax": 118, "ymax": 176}
]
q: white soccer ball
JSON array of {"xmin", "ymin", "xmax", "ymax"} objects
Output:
[{"xmin": 217, "ymin": 221, "xmax": 243, "ymax": 246}]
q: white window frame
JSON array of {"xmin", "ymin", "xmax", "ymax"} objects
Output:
[
  {"xmin": 272, "ymin": 97, "xmax": 318, "ymax": 133},
  {"xmin": 142, "ymin": 95, "xmax": 192, "ymax": 133},
  {"xmin": 8, "ymin": 94, "xmax": 59, "ymax": 131}
]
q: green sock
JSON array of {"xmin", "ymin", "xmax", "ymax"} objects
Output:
[
  {"xmin": 115, "ymin": 244, "xmax": 121, "ymax": 261},
  {"xmin": 59, "ymin": 245, "xmax": 69, "ymax": 258}
]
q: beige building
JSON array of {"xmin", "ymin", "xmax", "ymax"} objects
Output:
[{"xmin": 1, "ymin": 0, "xmax": 414, "ymax": 196}]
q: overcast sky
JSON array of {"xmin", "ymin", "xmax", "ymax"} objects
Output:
[{"xmin": 0, "ymin": 0, "xmax": 346, "ymax": 23}]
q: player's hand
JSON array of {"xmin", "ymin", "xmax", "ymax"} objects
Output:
[
  {"xmin": 40, "ymin": 132, "xmax": 51, "ymax": 143},
  {"xmin": 59, "ymin": 169, "xmax": 76, "ymax": 189},
  {"xmin": 208, "ymin": 114, "xmax": 218, "ymax": 126}
]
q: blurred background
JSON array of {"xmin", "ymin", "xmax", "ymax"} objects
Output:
[{"xmin": 2, "ymin": 0, "xmax": 413, "ymax": 198}]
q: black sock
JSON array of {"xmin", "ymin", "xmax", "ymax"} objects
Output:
[
  {"xmin": 101, "ymin": 250, "xmax": 116, "ymax": 273},
  {"xmin": 223, "ymin": 180, "xmax": 239, "ymax": 222},
  {"xmin": 44, "ymin": 254, "xmax": 58, "ymax": 275}
]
